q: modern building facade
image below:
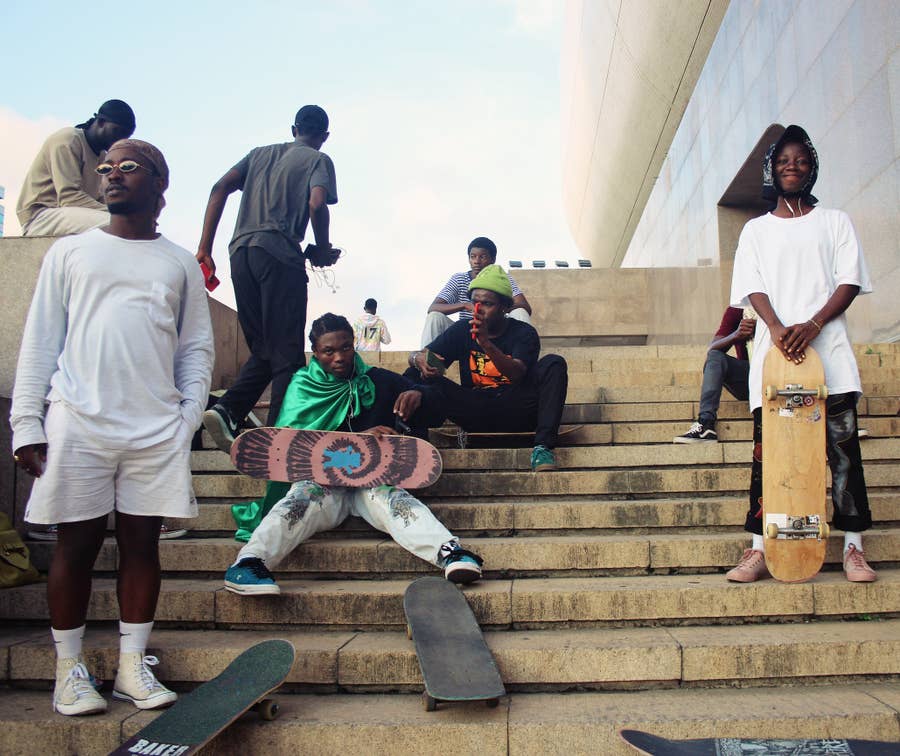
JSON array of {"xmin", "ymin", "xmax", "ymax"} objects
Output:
[{"xmin": 562, "ymin": 0, "xmax": 899, "ymax": 343}]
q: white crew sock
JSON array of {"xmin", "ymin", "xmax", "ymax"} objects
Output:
[
  {"xmin": 752, "ymin": 534, "xmax": 765, "ymax": 552},
  {"xmin": 843, "ymin": 531, "xmax": 863, "ymax": 554},
  {"xmin": 52, "ymin": 626, "xmax": 85, "ymax": 660},
  {"xmin": 119, "ymin": 621, "xmax": 153, "ymax": 656}
]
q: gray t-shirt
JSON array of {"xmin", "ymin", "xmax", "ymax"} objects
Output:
[{"xmin": 228, "ymin": 142, "xmax": 338, "ymax": 269}]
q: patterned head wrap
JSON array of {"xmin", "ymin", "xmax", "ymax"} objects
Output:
[
  {"xmin": 107, "ymin": 139, "xmax": 170, "ymax": 218},
  {"xmin": 762, "ymin": 124, "xmax": 819, "ymax": 207}
]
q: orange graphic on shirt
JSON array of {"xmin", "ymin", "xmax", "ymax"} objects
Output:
[{"xmin": 470, "ymin": 349, "xmax": 511, "ymax": 389}]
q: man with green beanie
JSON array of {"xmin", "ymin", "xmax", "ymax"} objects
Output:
[{"xmin": 408, "ymin": 264, "xmax": 568, "ymax": 471}]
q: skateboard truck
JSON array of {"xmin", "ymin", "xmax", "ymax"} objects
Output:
[
  {"xmin": 764, "ymin": 383, "xmax": 828, "ymax": 401},
  {"xmin": 765, "ymin": 513, "xmax": 830, "ymax": 541}
]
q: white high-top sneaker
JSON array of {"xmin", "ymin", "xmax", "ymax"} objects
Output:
[
  {"xmin": 53, "ymin": 656, "xmax": 107, "ymax": 716},
  {"xmin": 112, "ymin": 653, "xmax": 177, "ymax": 709}
]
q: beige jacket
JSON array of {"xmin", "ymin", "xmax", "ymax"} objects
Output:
[{"xmin": 16, "ymin": 127, "xmax": 106, "ymax": 228}]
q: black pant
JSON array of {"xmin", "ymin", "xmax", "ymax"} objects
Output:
[
  {"xmin": 746, "ymin": 392, "xmax": 871, "ymax": 534},
  {"xmin": 221, "ymin": 246, "xmax": 308, "ymax": 426},
  {"xmin": 424, "ymin": 355, "xmax": 568, "ymax": 447}
]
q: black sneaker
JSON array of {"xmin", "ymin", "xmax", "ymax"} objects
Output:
[
  {"xmin": 443, "ymin": 548, "xmax": 484, "ymax": 585},
  {"xmin": 202, "ymin": 404, "xmax": 240, "ymax": 453},
  {"xmin": 673, "ymin": 422, "xmax": 718, "ymax": 443}
]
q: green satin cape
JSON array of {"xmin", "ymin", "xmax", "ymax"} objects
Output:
[{"xmin": 231, "ymin": 354, "xmax": 376, "ymax": 541}]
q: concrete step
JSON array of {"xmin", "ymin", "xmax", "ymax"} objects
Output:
[
  {"xmin": 419, "ymin": 463, "xmax": 900, "ymax": 498},
  {"xmin": 595, "ymin": 384, "xmax": 900, "ymax": 404},
  {"xmin": 179, "ymin": 491, "xmax": 900, "ymax": 536},
  {"xmin": 4, "ymin": 620, "xmax": 900, "ymax": 691},
  {"xmin": 558, "ymin": 396, "xmax": 899, "ymax": 425},
  {"xmin": 1, "ymin": 683, "xmax": 898, "ymax": 756},
  {"xmin": 564, "ymin": 366, "xmax": 900, "ymax": 390},
  {"xmin": 368, "ymin": 343, "xmax": 900, "ymax": 372},
  {"xmin": 190, "ymin": 460, "xmax": 900, "ymax": 499},
  {"xmin": 22, "ymin": 529, "xmax": 900, "ymax": 581},
  {"xmin": 3, "ymin": 569, "xmax": 899, "ymax": 628}
]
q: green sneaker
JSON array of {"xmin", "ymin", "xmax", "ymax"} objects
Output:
[{"xmin": 531, "ymin": 444, "xmax": 557, "ymax": 472}]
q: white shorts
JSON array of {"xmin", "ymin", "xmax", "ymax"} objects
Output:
[{"xmin": 25, "ymin": 403, "xmax": 197, "ymax": 524}]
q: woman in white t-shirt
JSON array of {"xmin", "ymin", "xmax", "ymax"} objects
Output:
[{"xmin": 727, "ymin": 125, "xmax": 876, "ymax": 584}]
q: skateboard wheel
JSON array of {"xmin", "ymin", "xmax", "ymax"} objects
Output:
[
  {"xmin": 486, "ymin": 698, "xmax": 499, "ymax": 709},
  {"xmin": 766, "ymin": 523, "xmax": 779, "ymax": 539},
  {"xmin": 255, "ymin": 699, "xmax": 279, "ymax": 720},
  {"xmin": 818, "ymin": 522, "xmax": 830, "ymax": 539},
  {"xmin": 423, "ymin": 692, "xmax": 437, "ymax": 712},
  {"xmin": 765, "ymin": 385, "xmax": 778, "ymax": 401},
  {"xmin": 817, "ymin": 385, "xmax": 828, "ymax": 400}
]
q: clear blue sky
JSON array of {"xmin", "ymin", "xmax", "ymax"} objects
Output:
[{"xmin": 1, "ymin": 0, "xmax": 578, "ymax": 348}]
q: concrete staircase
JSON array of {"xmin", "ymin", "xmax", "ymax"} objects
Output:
[{"xmin": 1, "ymin": 344, "xmax": 899, "ymax": 754}]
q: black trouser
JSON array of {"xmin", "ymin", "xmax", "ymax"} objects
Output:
[
  {"xmin": 425, "ymin": 355, "xmax": 568, "ymax": 448},
  {"xmin": 221, "ymin": 246, "xmax": 308, "ymax": 426},
  {"xmin": 746, "ymin": 392, "xmax": 871, "ymax": 534}
]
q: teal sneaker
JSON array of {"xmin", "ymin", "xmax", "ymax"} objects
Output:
[
  {"xmin": 443, "ymin": 548, "xmax": 484, "ymax": 584},
  {"xmin": 531, "ymin": 445, "xmax": 557, "ymax": 472},
  {"xmin": 224, "ymin": 557, "xmax": 280, "ymax": 596}
]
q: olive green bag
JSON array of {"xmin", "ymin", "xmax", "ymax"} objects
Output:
[{"xmin": 0, "ymin": 514, "xmax": 43, "ymax": 588}]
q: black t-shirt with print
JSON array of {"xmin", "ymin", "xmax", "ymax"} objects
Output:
[{"xmin": 426, "ymin": 319, "xmax": 540, "ymax": 389}]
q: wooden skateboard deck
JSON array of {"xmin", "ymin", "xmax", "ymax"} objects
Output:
[
  {"xmin": 619, "ymin": 729, "xmax": 897, "ymax": 755},
  {"xmin": 761, "ymin": 346, "xmax": 829, "ymax": 582},
  {"xmin": 404, "ymin": 576, "xmax": 505, "ymax": 711},
  {"xmin": 231, "ymin": 428, "xmax": 442, "ymax": 488},
  {"xmin": 110, "ymin": 639, "xmax": 295, "ymax": 756},
  {"xmin": 433, "ymin": 424, "xmax": 583, "ymax": 449}
]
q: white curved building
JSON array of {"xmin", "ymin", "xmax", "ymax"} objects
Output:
[{"xmin": 562, "ymin": 0, "xmax": 899, "ymax": 342}]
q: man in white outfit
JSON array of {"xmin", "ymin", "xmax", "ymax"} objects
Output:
[{"xmin": 10, "ymin": 139, "xmax": 214, "ymax": 715}]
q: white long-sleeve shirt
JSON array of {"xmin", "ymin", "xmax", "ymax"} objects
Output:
[{"xmin": 11, "ymin": 228, "xmax": 214, "ymax": 451}]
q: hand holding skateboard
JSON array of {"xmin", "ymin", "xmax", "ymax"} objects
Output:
[{"xmin": 770, "ymin": 322, "xmax": 805, "ymax": 364}]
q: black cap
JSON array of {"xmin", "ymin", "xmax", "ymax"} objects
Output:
[
  {"xmin": 97, "ymin": 100, "xmax": 136, "ymax": 130},
  {"xmin": 294, "ymin": 105, "xmax": 329, "ymax": 134}
]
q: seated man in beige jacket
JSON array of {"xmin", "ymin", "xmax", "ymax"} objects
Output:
[{"xmin": 17, "ymin": 100, "xmax": 135, "ymax": 237}]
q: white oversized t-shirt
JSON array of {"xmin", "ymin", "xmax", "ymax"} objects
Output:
[{"xmin": 730, "ymin": 207, "xmax": 872, "ymax": 411}]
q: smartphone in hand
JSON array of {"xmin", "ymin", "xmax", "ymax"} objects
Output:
[
  {"xmin": 200, "ymin": 262, "xmax": 220, "ymax": 292},
  {"xmin": 425, "ymin": 349, "xmax": 446, "ymax": 375}
]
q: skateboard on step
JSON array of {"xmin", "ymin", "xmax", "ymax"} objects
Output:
[
  {"xmin": 109, "ymin": 639, "xmax": 295, "ymax": 756},
  {"xmin": 231, "ymin": 428, "xmax": 442, "ymax": 488},
  {"xmin": 619, "ymin": 729, "xmax": 897, "ymax": 755},
  {"xmin": 761, "ymin": 345, "xmax": 829, "ymax": 582},
  {"xmin": 404, "ymin": 576, "xmax": 505, "ymax": 711}
]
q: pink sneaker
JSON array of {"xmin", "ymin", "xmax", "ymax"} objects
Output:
[
  {"xmin": 843, "ymin": 544, "xmax": 876, "ymax": 582},
  {"xmin": 725, "ymin": 548, "xmax": 770, "ymax": 582}
]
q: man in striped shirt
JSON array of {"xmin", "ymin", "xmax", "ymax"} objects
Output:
[{"xmin": 420, "ymin": 236, "xmax": 532, "ymax": 347}]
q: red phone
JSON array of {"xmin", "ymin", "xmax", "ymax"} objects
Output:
[{"xmin": 200, "ymin": 262, "xmax": 220, "ymax": 292}]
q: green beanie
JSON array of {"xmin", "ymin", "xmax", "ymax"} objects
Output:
[{"xmin": 468, "ymin": 264, "xmax": 513, "ymax": 299}]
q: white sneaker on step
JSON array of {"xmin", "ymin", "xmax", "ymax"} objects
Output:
[
  {"xmin": 53, "ymin": 657, "xmax": 107, "ymax": 716},
  {"xmin": 113, "ymin": 653, "xmax": 177, "ymax": 709}
]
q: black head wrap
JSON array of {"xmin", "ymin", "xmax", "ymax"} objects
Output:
[
  {"xmin": 762, "ymin": 124, "xmax": 819, "ymax": 207},
  {"xmin": 76, "ymin": 99, "xmax": 136, "ymax": 131}
]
